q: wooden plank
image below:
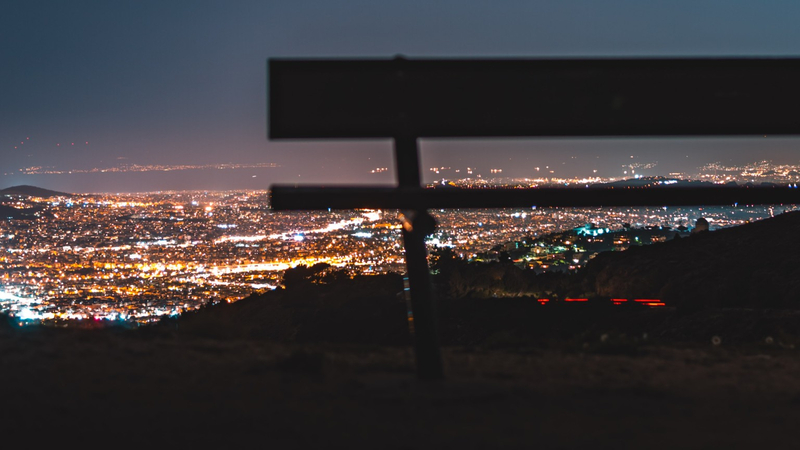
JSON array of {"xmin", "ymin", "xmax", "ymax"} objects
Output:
[
  {"xmin": 269, "ymin": 185, "xmax": 800, "ymax": 210},
  {"xmin": 269, "ymin": 58, "xmax": 800, "ymax": 139}
]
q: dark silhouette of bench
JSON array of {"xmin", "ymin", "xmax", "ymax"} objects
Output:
[{"xmin": 268, "ymin": 57, "xmax": 800, "ymax": 380}]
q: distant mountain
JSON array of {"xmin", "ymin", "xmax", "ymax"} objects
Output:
[
  {"xmin": 0, "ymin": 185, "xmax": 72, "ymax": 197},
  {"xmin": 582, "ymin": 210, "xmax": 800, "ymax": 308}
]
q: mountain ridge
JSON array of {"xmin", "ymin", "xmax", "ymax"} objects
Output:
[{"xmin": 0, "ymin": 185, "xmax": 72, "ymax": 197}]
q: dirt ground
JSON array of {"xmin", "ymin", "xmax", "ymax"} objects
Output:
[{"xmin": 2, "ymin": 321, "xmax": 799, "ymax": 448}]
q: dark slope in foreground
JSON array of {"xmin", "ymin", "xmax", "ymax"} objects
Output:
[
  {"xmin": 179, "ymin": 273, "xmax": 412, "ymax": 344},
  {"xmin": 583, "ymin": 210, "xmax": 800, "ymax": 308},
  {"xmin": 5, "ymin": 321, "xmax": 800, "ymax": 448}
]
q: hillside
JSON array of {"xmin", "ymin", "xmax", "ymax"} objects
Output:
[
  {"xmin": 178, "ymin": 273, "xmax": 411, "ymax": 344},
  {"xmin": 0, "ymin": 185, "xmax": 72, "ymax": 197},
  {"xmin": 582, "ymin": 210, "xmax": 800, "ymax": 309},
  {"xmin": 0, "ymin": 204, "xmax": 34, "ymax": 220}
]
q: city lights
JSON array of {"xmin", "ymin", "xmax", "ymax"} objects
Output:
[{"xmin": 0, "ymin": 187, "xmax": 794, "ymax": 325}]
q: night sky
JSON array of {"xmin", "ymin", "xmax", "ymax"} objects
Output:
[{"xmin": 4, "ymin": 0, "xmax": 800, "ymax": 192}]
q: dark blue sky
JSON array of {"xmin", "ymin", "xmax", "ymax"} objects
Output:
[{"xmin": 3, "ymin": 0, "xmax": 800, "ymax": 192}]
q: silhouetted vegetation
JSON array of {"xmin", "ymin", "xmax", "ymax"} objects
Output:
[
  {"xmin": 281, "ymin": 262, "xmax": 333, "ymax": 288},
  {"xmin": 179, "ymin": 270, "xmax": 409, "ymax": 344},
  {"xmin": 429, "ymin": 247, "xmax": 576, "ymax": 300}
]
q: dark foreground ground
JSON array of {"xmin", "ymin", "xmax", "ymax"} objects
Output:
[{"xmin": 3, "ymin": 307, "xmax": 800, "ymax": 448}]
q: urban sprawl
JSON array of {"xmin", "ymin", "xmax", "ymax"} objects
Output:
[{"xmin": 2, "ymin": 160, "xmax": 799, "ymax": 325}]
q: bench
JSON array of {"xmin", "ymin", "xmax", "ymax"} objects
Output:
[{"xmin": 268, "ymin": 57, "xmax": 800, "ymax": 379}]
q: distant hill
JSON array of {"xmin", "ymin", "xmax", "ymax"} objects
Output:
[
  {"xmin": 0, "ymin": 185, "xmax": 72, "ymax": 198},
  {"xmin": 582, "ymin": 210, "xmax": 800, "ymax": 308}
]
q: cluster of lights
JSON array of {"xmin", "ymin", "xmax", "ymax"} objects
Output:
[{"xmin": 0, "ymin": 187, "xmax": 790, "ymax": 327}]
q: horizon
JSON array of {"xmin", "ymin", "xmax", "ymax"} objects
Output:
[{"xmin": 3, "ymin": 159, "xmax": 799, "ymax": 195}]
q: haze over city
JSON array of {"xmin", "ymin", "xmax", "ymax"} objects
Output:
[{"xmin": 4, "ymin": 1, "xmax": 800, "ymax": 192}]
